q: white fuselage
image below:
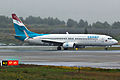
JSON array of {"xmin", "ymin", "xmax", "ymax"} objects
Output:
[
  {"xmin": 27, "ymin": 34, "xmax": 118, "ymax": 46},
  {"xmin": 11, "ymin": 14, "xmax": 118, "ymax": 48}
]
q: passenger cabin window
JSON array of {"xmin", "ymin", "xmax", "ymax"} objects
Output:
[
  {"xmin": 68, "ymin": 38, "xmax": 74, "ymax": 40},
  {"xmin": 108, "ymin": 38, "xmax": 112, "ymax": 40}
]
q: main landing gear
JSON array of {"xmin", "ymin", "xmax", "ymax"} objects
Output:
[
  {"xmin": 57, "ymin": 46, "xmax": 68, "ymax": 50},
  {"xmin": 57, "ymin": 46, "xmax": 62, "ymax": 50}
]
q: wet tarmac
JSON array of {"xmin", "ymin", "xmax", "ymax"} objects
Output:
[{"xmin": 0, "ymin": 46, "xmax": 120, "ymax": 69}]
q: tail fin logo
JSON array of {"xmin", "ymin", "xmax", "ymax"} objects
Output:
[
  {"xmin": 12, "ymin": 14, "xmax": 25, "ymax": 26},
  {"xmin": 12, "ymin": 13, "xmax": 36, "ymax": 37},
  {"xmin": 12, "ymin": 14, "xmax": 22, "ymax": 23},
  {"xmin": 23, "ymin": 30, "xmax": 29, "ymax": 38}
]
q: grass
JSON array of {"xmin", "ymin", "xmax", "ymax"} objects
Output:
[{"xmin": 0, "ymin": 64, "xmax": 120, "ymax": 80}]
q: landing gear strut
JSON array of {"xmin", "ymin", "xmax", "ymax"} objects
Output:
[{"xmin": 105, "ymin": 46, "xmax": 110, "ymax": 50}]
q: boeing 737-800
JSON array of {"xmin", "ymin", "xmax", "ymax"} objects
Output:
[{"xmin": 12, "ymin": 14, "xmax": 118, "ymax": 50}]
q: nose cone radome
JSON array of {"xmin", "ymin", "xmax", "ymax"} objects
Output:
[{"xmin": 113, "ymin": 40, "xmax": 118, "ymax": 45}]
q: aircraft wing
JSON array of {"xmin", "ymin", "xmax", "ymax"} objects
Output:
[{"xmin": 41, "ymin": 39, "xmax": 64, "ymax": 44}]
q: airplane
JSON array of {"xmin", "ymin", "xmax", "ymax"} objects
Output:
[{"xmin": 12, "ymin": 14, "xmax": 118, "ymax": 50}]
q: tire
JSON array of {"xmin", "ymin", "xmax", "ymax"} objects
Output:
[
  {"xmin": 105, "ymin": 47, "xmax": 108, "ymax": 50},
  {"xmin": 57, "ymin": 46, "xmax": 61, "ymax": 50}
]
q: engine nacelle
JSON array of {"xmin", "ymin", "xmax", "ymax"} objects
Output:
[{"xmin": 63, "ymin": 42, "xmax": 75, "ymax": 48}]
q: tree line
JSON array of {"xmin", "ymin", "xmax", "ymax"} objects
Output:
[
  {"xmin": 1, "ymin": 15, "xmax": 120, "ymax": 44},
  {"xmin": 0, "ymin": 15, "xmax": 120, "ymax": 28}
]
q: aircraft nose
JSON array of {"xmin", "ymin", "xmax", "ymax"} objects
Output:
[{"xmin": 113, "ymin": 40, "xmax": 118, "ymax": 45}]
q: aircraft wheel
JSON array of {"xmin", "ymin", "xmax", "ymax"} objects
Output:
[
  {"xmin": 105, "ymin": 47, "xmax": 108, "ymax": 50},
  {"xmin": 57, "ymin": 46, "xmax": 61, "ymax": 50}
]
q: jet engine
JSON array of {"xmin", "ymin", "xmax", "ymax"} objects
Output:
[{"xmin": 63, "ymin": 42, "xmax": 75, "ymax": 48}]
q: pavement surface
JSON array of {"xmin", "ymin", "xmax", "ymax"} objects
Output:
[{"xmin": 0, "ymin": 46, "xmax": 120, "ymax": 69}]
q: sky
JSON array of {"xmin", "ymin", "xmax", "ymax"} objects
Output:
[{"xmin": 0, "ymin": 0, "xmax": 120, "ymax": 24}]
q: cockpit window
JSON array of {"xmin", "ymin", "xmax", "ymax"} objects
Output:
[{"xmin": 108, "ymin": 38, "xmax": 112, "ymax": 40}]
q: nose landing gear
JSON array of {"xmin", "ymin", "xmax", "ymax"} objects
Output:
[
  {"xmin": 105, "ymin": 47, "xmax": 108, "ymax": 50},
  {"xmin": 105, "ymin": 46, "xmax": 111, "ymax": 50}
]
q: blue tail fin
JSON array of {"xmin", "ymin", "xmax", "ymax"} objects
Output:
[{"xmin": 12, "ymin": 14, "xmax": 37, "ymax": 41}]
